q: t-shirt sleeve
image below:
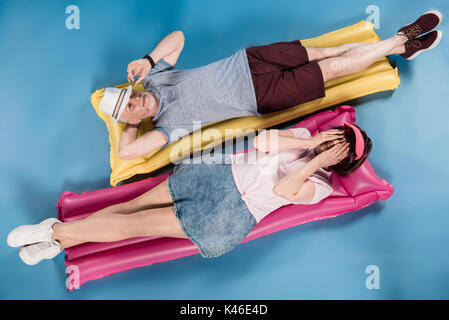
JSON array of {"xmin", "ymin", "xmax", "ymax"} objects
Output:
[
  {"xmin": 152, "ymin": 127, "xmax": 171, "ymax": 149},
  {"xmin": 288, "ymin": 127, "xmax": 312, "ymax": 139},
  {"xmin": 154, "ymin": 125, "xmax": 193, "ymax": 147},
  {"xmin": 307, "ymin": 170, "xmax": 333, "ymax": 204},
  {"xmin": 148, "ymin": 59, "xmax": 174, "ymax": 76}
]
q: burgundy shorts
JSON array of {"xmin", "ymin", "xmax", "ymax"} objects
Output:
[{"xmin": 246, "ymin": 40, "xmax": 325, "ymax": 114}]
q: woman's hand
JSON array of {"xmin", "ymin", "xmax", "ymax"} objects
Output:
[
  {"xmin": 316, "ymin": 141, "xmax": 350, "ymax": 168},
  {"xmin": 127, "ymin": 59, "xmax": 152, "ymax": 84},
  {"xmin": 308, "ymin": 129, "xmax": 344, "ymax": 148}
]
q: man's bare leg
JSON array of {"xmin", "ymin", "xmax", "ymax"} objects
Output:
[
  {"xmin": 317, "ymin": 33, "xmax": 408, "ymax": 82},
  {"xmin": 304, "ymin": 42, "xmax": 363, "ymax": 61}
]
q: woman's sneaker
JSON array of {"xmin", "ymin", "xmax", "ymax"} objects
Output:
[
  {"xmin": 398, "ymin": 10, "xmax": 443, "ymax": 40},
  {"xmin": 401, "ymin": 30, "xmax": 443, "ymax": 60},
  {"xmin": 18, "ymin": 241, "xmax": 62, "ymax": 265},
  {"xmin": 7, "ymin": 217, "xmax": 61, "ymax": 247}
]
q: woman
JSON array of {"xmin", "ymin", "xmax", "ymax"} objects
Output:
[{"xmin": 7, "ymin": 123, "xmax": 371, "ymax": 264}]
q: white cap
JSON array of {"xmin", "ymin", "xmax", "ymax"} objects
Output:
[{"xmin": 99, "ymin": 85, "xmax": 132, "ymax": 123}]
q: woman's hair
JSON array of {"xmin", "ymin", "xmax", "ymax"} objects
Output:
[{"xmin": 314, "ymin": 125, "xmax": 372, "ymax": 176}]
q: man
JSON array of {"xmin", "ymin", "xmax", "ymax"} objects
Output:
[{"xmin": 99, "ymin": 10, "xmax": 443, "ymax": 160}]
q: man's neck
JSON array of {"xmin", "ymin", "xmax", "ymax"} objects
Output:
[{"xmin": 148, "ymin": 92, "xmax": 158, "ymax": 118}]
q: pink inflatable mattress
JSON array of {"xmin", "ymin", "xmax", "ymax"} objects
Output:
[{"xmin": 57, "ymin": 105, "xmax": 393, "ymax": 291}]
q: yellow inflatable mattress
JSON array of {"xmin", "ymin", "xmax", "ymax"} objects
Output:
[{"xmin": 91, "ymin": 20, "xmax": 400, "ymax": 186}]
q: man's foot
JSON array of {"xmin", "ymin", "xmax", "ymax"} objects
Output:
[
  {"xmin": 7, "ymin": 217, "xmax": 61, "ymax": 247},
  {"xmin": 398, "ymin": 10, "xmax": 443, "ymax": 40},
  {"xmin": 401, "ymin": 30, "xmax": 443, "ymax": 60},
  {"xmin": 18, "ymin": 241, "xmax": 62, "ymax": 265}
]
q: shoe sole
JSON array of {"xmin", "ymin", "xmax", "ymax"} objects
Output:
[
  {"xmin": 7, "ymin": 218, "xmax": 60, "ymax": 247},
  {"xmin": 18, "ymin": 247, "xmax": 39, "ymax": 265},
  {"xmin": 424, "ymin": 9, "xmax": 444, "ymax": 28},
  {"xmin": 407, "ymin": 30, "xmax": 443, "ymax": 60},
  {"xmin": 399, "ymin": 10, "xmax": 443, "ymax": 38},
  {"xmin": 7, "ymin": 225, "xmax": 35, "ymax": 247},
  {"xmin": 18, "ymin": 243, "xmax": 62, "ymax": 265}
]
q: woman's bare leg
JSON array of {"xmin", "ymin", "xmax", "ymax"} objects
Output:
[
  {"xmin": 52, "ymin": 206, "xmax": 187, "ymax": 249},
  {"xmin": 317, "ymin": 33, "xmax": 408, "ymax": 82},
  {"xmin": 56, "ymin": 180, "xmax": 174, "ymax": 248},
  {"xmin": 114, "ymin": 180, "xmax": 173, "ymax": 213},
  {"xmin": 83, "ymin": 180, "xmax": 173, "ymax": 216},
  {"xmin": 58, "ymin": 239, "xmax": 83, "ymax": 249}
]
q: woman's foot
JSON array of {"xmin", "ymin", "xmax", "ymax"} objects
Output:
[
  {"xmin": 7, "ymin": 217, "xmax": 61, "ymax": 247},
  {"xmin": 400, "ymin": 30, "xmax": 443, "ymax": 60},
  {"xmin": 397, "ymin": 10, "xmax": 443, "ymax": 40},
  {"xmin": 18, "ymin": 241, "xmax": 62, "ymax": 265}
]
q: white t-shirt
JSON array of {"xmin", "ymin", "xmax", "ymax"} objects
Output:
[{"xmin": 230, "ymin": 127, "xmax": 333, "ymax": 223}]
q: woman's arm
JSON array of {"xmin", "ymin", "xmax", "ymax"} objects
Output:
[
  {"xmin": 254, "ymin": 128, "xmax": 344, "ymax": 154},
  {"xmin": 272, "ymin": 156, "xmax": 322, "ymax": 204},
  {"xmin": 273, "ymin": 141, "xmax": 349, "ymax": 204},
  {"xmin": 253, "ymin": 129, "xmax": 312, "ymax": 153},
  {"xmin": 127, "ymin": 30, "xmax": 185, "ymax": 84}
]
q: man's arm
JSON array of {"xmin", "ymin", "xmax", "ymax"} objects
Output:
[
  {"xmin": 148, "ymin": 30, "xmax": 185, "ymax": 66},
  {"xmin": 118, "ymin": 126, "xmax": 168, "ymax": 160},
  {"xmin": 127, "ymin": 30, "xmax": 185, "ymax": 84}
]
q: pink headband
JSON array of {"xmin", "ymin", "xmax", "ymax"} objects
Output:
[{"xmin": 343, "ymin": 122, "xmax": 364, "ymax": 160}]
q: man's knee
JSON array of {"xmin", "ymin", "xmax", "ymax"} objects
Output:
[{"xmin": 318, "ymin": 58, "xmax": 340, "ymax": 82}]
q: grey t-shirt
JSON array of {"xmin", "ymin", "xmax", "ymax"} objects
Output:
[{"xmin": 142, "ymin": 49, "xmax": 260, "ymax": 146}]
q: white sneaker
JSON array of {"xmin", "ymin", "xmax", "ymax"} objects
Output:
[
  {"xmin": 18, "ymin": 241, "xmax": 62, "ymax": 265},
  {"xmin": 7, "ymin": 218, "xmax": 61, "ymax": 248}
]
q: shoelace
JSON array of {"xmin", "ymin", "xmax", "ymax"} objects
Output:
[
  {"xmin": 33, "ymin": 241, "xmax": 60, "ymax": 252},
  {"xmin": 27, "ymin": 225, "xmax": 52, "ymax": 243},
  {"xmin": 406, "ymin": 39, "xmax": 422, "ymax": 49},
  {"xmin": 402, "ymin": 24, "xmax": 422, "ymax": 40}
]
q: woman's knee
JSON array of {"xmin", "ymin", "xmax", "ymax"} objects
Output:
[
  {"xmin": 137, "ymin": 180, "xmax": 173, "ymax": 208},
  {"xmin": 125, "ymin": 207, "xmax": 186, "ymax": 238}
]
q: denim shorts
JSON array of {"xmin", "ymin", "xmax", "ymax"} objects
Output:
[{"xmin": 167, "ymin": 154, "xmax": 257, "ymax": 258}]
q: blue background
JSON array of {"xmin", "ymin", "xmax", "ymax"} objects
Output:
[{"xmin": 1, "ymin": 0, "xmax": 448, "ymax": 299}]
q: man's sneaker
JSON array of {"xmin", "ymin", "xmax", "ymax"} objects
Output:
[
  {"xmin": 18, "ymin": 241, "xmax": 62, "ymax": 265},
  {"xmin": 398, "ymin": 10, "xmax": 443, "ymax": 40},
  {"xmin": 401, "ymin": 30, "xmax": 443, "ymax": 60},
  {"xmin": 7, "ymin": 217, "xmax": 61, "ymax": 247}
]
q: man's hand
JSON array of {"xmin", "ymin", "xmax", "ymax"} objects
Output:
[
  {"xmin": 316, "ymin": 141, "xmax": 350, "ymax": 168},
  {"xmin": 127, "ymin": 58, "xmax": 152, "ymax": 84},
  {"xmin": 126, "ymin": 31, "xmax": 184, "ymax": 84},
  {"xmin": 308, "ymin": 129, "xmax": 344, "ymax": 148}
]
